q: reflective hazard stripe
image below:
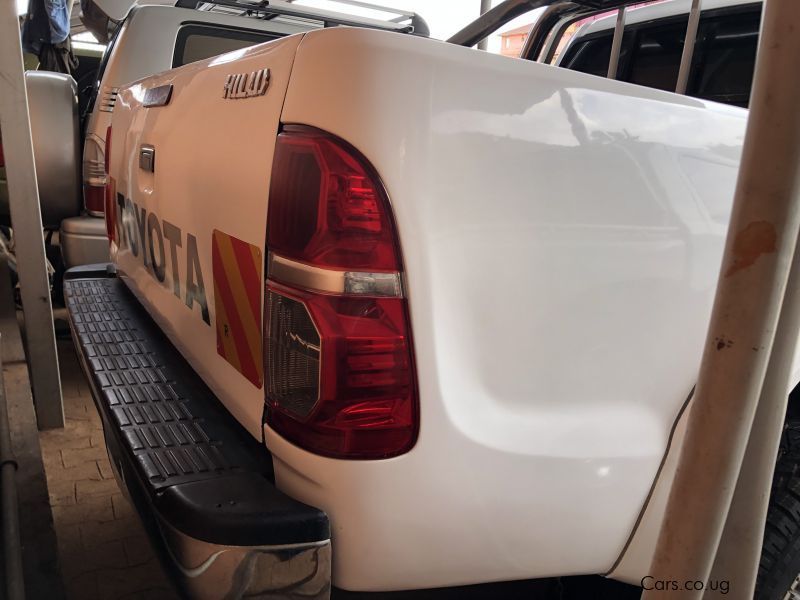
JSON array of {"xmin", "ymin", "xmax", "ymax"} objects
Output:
[{"xmin": 211, "ymin": 230, "xmax": 263, "ymax": 388}]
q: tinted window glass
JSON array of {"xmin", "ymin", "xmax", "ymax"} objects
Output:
[
  {"xmin": 628, "ymin": 19, "xmax": 688, "ymax": 92},
  {"xmin": 561, "ymin": 36, "xmax": 613, "ymax": 77},
  {"xmin": 694, "ymin": 9, "xmax": 761, "ymax": 107},
  {"xmin": 173, "ymin": 25, "xmax": 280, "ymax": 68},
  {"xmin": 558, "ymin": 5, "xmax": 761, "ymax": 108}
]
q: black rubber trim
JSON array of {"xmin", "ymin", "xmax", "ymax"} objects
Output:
[{"xmin": 64, "ymin": 267, "xmax": 329, "ymax": 547}]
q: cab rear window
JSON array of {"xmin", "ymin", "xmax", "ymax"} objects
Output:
[
  {"xmin": 562, "ymin": 37, "xmax": 612, "ymax": 77},
  {"xmin": 559, "ymin": 3, "xmax": 761, "ymax": 108},
  {"xmin": 172, "ymin": 24, "xmax": 282, "ymax": 68}
]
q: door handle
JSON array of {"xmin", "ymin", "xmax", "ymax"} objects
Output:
[{"xmin": 139, "ymin": 145, "xmax": 155, "ymax": 173}]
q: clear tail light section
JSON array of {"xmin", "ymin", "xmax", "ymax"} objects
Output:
[
  {"xmin": 82, "ymin": 131, "xmax": 107, "ymax": 215},
  {"xmin": 264, "ymin": 126, "xmax": 418, "ymax": 459},
  {"xmin": 266, "ymin": 288, "xmax": 321, "ymax": 419}
]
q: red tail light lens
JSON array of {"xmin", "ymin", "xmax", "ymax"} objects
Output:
[
  {"xmin": 266, "ymin": 282, "xmax": 416, "ymax": 458},
  {"xmin": 104, "ymin": 125, "xmax": 112, "ymax": 175},
  {"xmin": 103, "ymin": 127, "xmax": 115, "ymax": 241},
  {"xmin": 265, "ymin": 126, "xmax": 417, "ymax": 459},
  {"xmin": 0, "ymin": 133, "xmax": 5, "ymax": 168},
  {"xmin": 82, "ymin": 129, "xmax": 109, "ymax": 215},
  {"xmin": 267, "ymin": 128, "xmax": 400, "ymax": 272},
  {"xmin": 85, "ymin": 186, "xmax": 105, "ymax": 215}
]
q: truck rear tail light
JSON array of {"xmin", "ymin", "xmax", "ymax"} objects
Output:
[
  {"xmin": 102, "ymin": 127, "xmax": 115, "ymax": 241},
  {"xmin": 0, "ymin": 134, "xmax": 4, "ymax": 168},
  {"xmin": 267, "ymin": 128, "xmax": 400, "ymax": 272},
  {"xmin": 85, "ymin": 186, "xmax": 104, "ymax": 214},
  {"xmin": 83, "ymin": 131, "xmax": 107, "ymax": 215},
  {"xmin": 264, "ymin": 126, "xmax": 417, "ymax": 459}
]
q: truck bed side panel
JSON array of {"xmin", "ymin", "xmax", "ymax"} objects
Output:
[
  {"xmin": 109, "ymin": 34, "xmax": 305, "ymax": 438},
  {"xmin": 271, "ymin": 28, "xmax": 748, "ymax": 590}
]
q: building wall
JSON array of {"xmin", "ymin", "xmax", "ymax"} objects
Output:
[{"xmin": 500, "ymin": 32, "xmax": 526, "ymax": 57}]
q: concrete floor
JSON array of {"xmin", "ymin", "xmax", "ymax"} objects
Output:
[
  {"xmin": 40, "ymin": 338, "xmax": 177, "ymax": 600},
  {"xmin": 0, "ymin": 258, "xmax": 62, "ymax": 599}
]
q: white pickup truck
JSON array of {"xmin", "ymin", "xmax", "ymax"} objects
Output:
[{"xmin": 62, "ymin": 0, "xmax": 800, "ymax": 598}]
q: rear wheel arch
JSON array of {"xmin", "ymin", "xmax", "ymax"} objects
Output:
[{"xmin": 756, "ymin": 381, "xmax": 800, "ymax": 599}]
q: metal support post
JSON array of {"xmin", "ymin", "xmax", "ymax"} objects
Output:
[
  {"xmin": 645, "ymin": 1, "xmax": 800, "ymax": 597},
  {"xmin": 0, "ymin": 4, "xmax": 64, "ymax": 429},
  {"xmin": 449, "ymin": 0, "xmax": 558, "ymax": 48},
  {"xmin": 521, "ymin": 2, "xmax": 582, "ymax": 62},
  {"xmin": 675, "ymin": 0, "xmax": 701, "ymax": 94},
  {"xmin": 478, "ymin": 0, "xmax": 493, "ymax": 50},
  {"xmin": 705, "ymin": 6, "xmax": 800, "ymax": 593},
  {"xmin": 707, "ymin": 224, "xmax": 800, "ymax": 598},
  {"xmin": 607, "ymin": 6, "xmax": 626, "ymax": 79}
]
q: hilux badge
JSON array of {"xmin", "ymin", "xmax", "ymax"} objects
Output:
[{"xmin": 223, "ymin": 68, "xmax": 270, "ymax": 99}]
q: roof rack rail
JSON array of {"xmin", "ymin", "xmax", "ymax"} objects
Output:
[
  {"xmin": 448, "ymin": 0, "xmax": 636, "ymax": 47},
  {"xmin": 175, "ymin": 0, "xmax": 430, "ymax": 36}
]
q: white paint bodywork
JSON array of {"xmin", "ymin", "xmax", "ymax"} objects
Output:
[
  {"xmin": 111, "ymin": 34, "xmax": 305, "ymax": 437},
  {"xmin": 84, "ymin": 4, "xmax": 313, "ymax": 215},
  {"xmin": 108, "ymin": 26, "xmax": 800, "ymax": 591}
]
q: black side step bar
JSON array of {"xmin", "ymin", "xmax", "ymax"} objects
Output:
[{"xmin": 64, "ymin": 264, "xmax": 330, "ymax": 599}]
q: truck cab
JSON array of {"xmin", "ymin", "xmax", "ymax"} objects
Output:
[
  {"xmin": 66, "ymin": 0, "xmax": 429, "ymax": 270},
  {"xmin": 68, "ymin": 2, "xmax": 315, "ymax": 268}
]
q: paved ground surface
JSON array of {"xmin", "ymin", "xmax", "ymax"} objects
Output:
[
  {"xmin": 1, "ymin": 258, "xmax": 63, "ymax": 599},
  {"xmin": 40, "ymin": 337, "xmax": 178, "ymax": 600}
]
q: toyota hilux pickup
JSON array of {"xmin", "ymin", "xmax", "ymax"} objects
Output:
[
  {"xmin": 65, "ymin": 0, "xmax": 428, "ymax": 269},
  {"xmin": 62, "ymin": 0, "xmax": 800, "ymax": 598}
]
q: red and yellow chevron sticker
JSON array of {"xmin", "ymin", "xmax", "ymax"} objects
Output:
[{"xmin": 211, "ymin": 230, "xmax": 263, "ymax": 388}]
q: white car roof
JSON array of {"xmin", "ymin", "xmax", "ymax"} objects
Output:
[{"xmin": 577, "ymin": 0, "xmax": 761, "ymax": 38}]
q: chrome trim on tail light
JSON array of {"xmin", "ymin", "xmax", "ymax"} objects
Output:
[{"xmin": 267, "ymin": 252, "xmax": 403, "ymax": 298}]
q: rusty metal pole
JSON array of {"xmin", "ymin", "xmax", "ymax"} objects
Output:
[
  {"xmin": 645, "ymin": 1, "xmax": 800, "ymax": 598},
  {"xmin": 607, "ymin": 6, "xmax": 626, "ymax": 79},
  {"xmin": 707, "ymin": 220, "xmax": 800, "ymax": 598}
]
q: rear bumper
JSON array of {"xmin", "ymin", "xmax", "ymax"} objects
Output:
[{"xmin": 64, "ymin": 264, "xmax": 331, "ymax": 600}]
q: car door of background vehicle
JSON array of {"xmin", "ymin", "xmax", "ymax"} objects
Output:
[{"xmin": 559, "ymin": 2, "xmax": 762, "ymax": 107}]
